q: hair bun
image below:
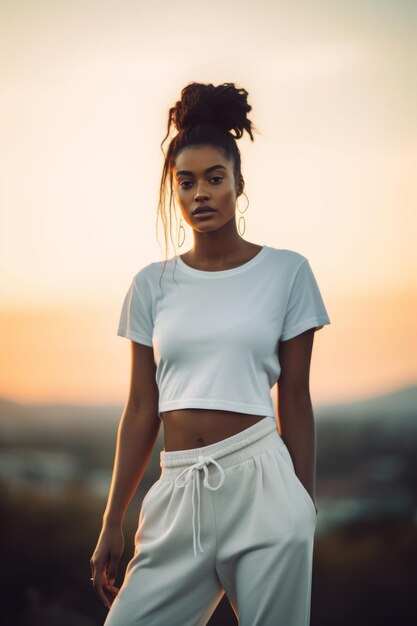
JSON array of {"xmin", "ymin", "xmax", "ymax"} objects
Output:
[{"xmin": 172, "ymin": 82, "xmax": 254, "ymax": 140}]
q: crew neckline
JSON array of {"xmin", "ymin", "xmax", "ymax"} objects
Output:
[{"xmin": 175, "ymin": 245, "xmax": 270, "ymax": 278}]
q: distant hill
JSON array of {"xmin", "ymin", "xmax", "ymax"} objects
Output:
[
  {"xmin": 316, "ymin": 384, "xmax": 417, "ymax": 420},
  {"xmin": 314, "ymin": 384, "xmax": 417, "ymax": 445},
  {"xmin": 0, "ymin": 399, "xmax": 129, "ymax": 470},
  {"xmin": 0, "ymin": 397, "xmax": 122, "ymax": 433},
  {"xmin": 1, "ymin": 383, "xmax": 416, "ymax": 432}
]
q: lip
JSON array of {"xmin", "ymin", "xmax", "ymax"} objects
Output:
[
  {"xmin": 194, "ymin": 211, "xmax": 216, "ymax": 220},
  {"xmin": 192, "ymin": 206, "xmax": 216, "ymax": 216}
]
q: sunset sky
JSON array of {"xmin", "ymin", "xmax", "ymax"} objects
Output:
[{"xmin": 1, "ymin": 0, "xmax": 416, "ymax": 409}]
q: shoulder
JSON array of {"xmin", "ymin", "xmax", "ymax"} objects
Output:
[
  {"xmin": 131, "ymin": 259, "xmax": 169, "ymax": 287},
  {"xmin": 264, "ymin": 246, "xmax": 307, "ymax": 272}
]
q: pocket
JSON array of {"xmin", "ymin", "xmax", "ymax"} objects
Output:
[
  {"xmin": 134, "ymin": 480, "xmax": 163, "ymax": 550},
  {"xmin": 141, "ymin": 479, "xmax": 161, "ymax": 510},
  {"xmin": 277, "ymin": 446, "xmax": 318, "ymax": 519}
]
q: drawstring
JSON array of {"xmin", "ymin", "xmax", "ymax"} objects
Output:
[{"xmin": 175, "ymin": 454, "xmax": 225, "ymax": 557}]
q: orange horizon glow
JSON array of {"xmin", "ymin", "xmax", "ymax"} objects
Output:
[{"xmin": 1, "ymin": 288, "xmax": 416, "ymax": 409}]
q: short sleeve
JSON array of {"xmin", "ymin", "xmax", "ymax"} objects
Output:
[
  {"xmin": 280, "ymin": 258, "xmax": 331, "ymax": 341},
  {"xmin": 116, "ymin": 273, "xmax": 154, "ymax": 347}
]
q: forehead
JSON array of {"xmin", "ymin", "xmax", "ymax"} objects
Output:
[{"xmin": 174, "ymin": 145, "xmax": 230, "ymax": 174}]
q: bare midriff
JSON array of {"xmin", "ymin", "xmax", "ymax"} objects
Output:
[{"xmin": 161, "ymin": 408, "xmax": 270, "ymax": 451}]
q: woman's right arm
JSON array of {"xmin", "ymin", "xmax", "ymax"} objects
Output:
[{"xmin": 90, "ymin": 340, "xmax": 160, "ymax": 609}]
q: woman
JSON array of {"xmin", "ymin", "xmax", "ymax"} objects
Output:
[{"xmin": 90, "ymin": 81, "xmax": 331, "ymax": 626}]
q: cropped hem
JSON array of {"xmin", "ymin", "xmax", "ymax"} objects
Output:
[{"xmin": 158, "ymin": 398, "xmax": 275, "ymax": 417}]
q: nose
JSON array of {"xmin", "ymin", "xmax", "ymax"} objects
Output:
[{"xmin": 194, "ymin": 181, "xmax": 210, "ymax": 199}]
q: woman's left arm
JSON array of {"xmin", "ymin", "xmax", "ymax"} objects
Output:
[{"xmin": 277, "ymin": 328, "xmax": 318, "ymax": 512}]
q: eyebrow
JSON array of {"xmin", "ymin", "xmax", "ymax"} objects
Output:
[{"xmin": 175, "ymin": 164, "xmax": 227, "ymax": 178}]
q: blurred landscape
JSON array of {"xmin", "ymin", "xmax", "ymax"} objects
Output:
[{"xmin": 1, "ymin": 384, "xmax": 416, "ymax": 626}]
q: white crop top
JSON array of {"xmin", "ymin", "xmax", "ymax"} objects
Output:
[{"xmin": 117, "ymin": 245, "xmax": 331, "ymax": 420}]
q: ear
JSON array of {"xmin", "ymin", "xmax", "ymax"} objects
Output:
[{"xmin": 236, "ymin": 176, "xmax": 244, "ymax": 197}]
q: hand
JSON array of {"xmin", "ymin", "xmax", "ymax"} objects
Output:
[{"xmin": 90, "ymin": 524, "xmax": 125, "ymax": 609}]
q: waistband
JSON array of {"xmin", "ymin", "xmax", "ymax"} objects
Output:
[{"xmin": 159, "ymin": 415, "xmax": 282, "ymax": 557}]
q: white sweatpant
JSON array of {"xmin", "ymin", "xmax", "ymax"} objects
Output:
[{"xmin": 103, "ymin": 416, "xmax": 317, "ymax": 626}]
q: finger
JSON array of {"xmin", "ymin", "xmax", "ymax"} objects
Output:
[
  {"xmin": 93, "ymin": 575, "xmax": 111, "ymax": 610},
  {"xmin": 92, "ymin": 555, "xmax": 112, "ymax": 609},
  {"xmin": 104, "ymin": 585, "xmax": 119, "ymax": 601},
  {"xmin": 106, "ymin": 554, "xmax": 120, "ymax": 587},
  {"xmin": 103, "ymin": 585, "xmax": 119, "ymax": 609}
]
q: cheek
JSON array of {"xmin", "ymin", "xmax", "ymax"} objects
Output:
[
  {"xmin": 175, "ymin": 189, "xmax": 188, "ymax": 206},
  {"xmin": 218, "ymin": 185, "xmax": 236, "ymax": 204}
]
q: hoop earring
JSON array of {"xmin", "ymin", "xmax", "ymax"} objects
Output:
[
  {"xmin": 178, "ymin": 216, "xmax": 186, "ymax": 248},
  {"xmin": 236, "ymin": 192, "xmax": 249, "ymax": 236}
]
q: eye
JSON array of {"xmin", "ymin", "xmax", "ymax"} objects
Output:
[{"xmin": 178, "ymin": 176, "xmax": 223, "ymax": 190}]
